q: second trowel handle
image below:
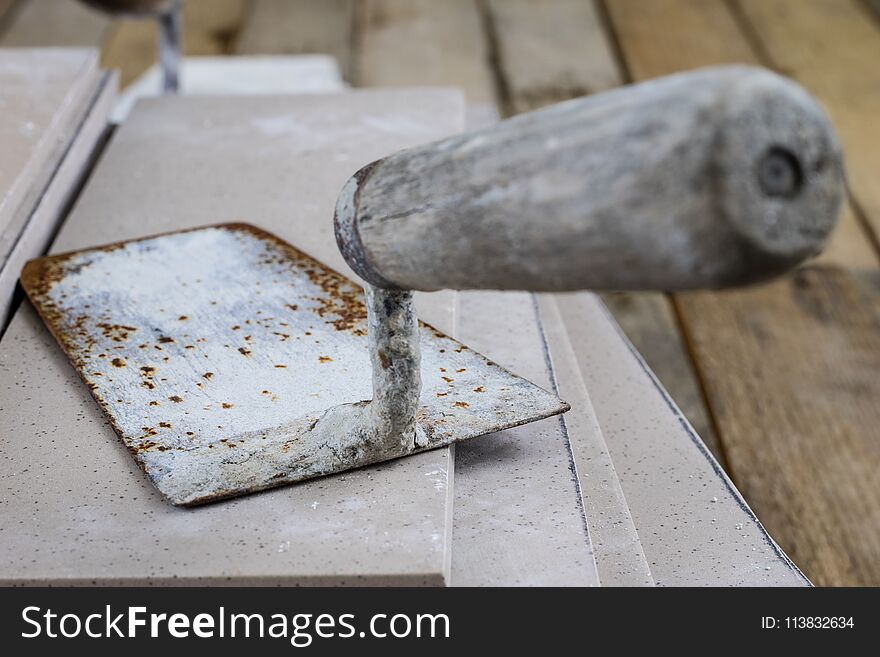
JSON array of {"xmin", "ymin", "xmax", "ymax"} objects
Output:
[{"xmin": 335, "ymin": 66, "xmax": 844, "ymax": 292}]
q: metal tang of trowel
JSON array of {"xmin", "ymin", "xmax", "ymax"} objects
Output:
[{"xmin": 21, "ymin": 66, "xmax": 844, "ymax": 505}]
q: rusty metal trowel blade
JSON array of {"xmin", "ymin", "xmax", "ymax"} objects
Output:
[{"xmin": 21, "ymin": 224, "xmax": 568, "ymax": 505}]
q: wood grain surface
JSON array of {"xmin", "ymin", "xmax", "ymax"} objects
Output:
[
  {"xmin": 355, "ymin": 0, "xmax": 496, "ymax": 104},
  {"xmin": 235, "ymin": 0, "xmax": 353, "ymax": 79},
  {"xmin": 605, "ymin": 0, "xmax": 880, "ymax": 584},
  {"xmin": 486, "ymin": 0, "xmax": 619, "ymax": 113}
]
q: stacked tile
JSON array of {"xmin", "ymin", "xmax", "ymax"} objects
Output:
[
  {"xmin": 0, "ymin": 90, "xmax": 469, "ymax": 585},
  {"xmin": 548, "ymin": 294, "xmax": 809, "ymax": 585},
  {"xmin": 454, "ymin": 98, "xmax": 807, "ymax": 586},
  {"xmin": 0, "ymin": 48, "xmax": 115, "ymax": 328}
]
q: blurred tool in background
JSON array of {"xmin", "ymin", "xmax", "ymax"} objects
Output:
[{"xmin": 79, "ymin": 0, "xmax": 181, "ymax": 91}]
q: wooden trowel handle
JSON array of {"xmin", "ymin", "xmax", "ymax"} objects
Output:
[{"xmin": 335, "ymin": 66, "xmax": 844, "ymax": 292}]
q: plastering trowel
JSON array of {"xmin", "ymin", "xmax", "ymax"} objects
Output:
[{"xmin": 21, "ymin": 66, "xmax": 844, "ymax": 505}]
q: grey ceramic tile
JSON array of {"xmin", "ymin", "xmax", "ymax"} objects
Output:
[
  {"xmin": 0, "ymin": 49, "xmax": 99, "ymax": 242},
  {"xmin": 452, "ymin": 102, "xmax": 799, "ymax": 586},
  {"xmin": 450, "ymin": 291, "xmax": 600, "ymax": 586},
  {"xmin": 0, "ymin": 90, "xmax": 465, "ymax": 585},
  {"xmin": 554, "ymin": 292, "xmax": 808, "ymax": 586},
  {"xmin": 537, "ymin": 294, "xmax": 654, "ymax": 586},
  {"xmin": 448, "ymin": 106, "xmax": 621, "ymax": 587},
  {"xmin": 0, "ymin": 68, "xmax": 115, "ymax": 331},
  {"xmin": 112, "ymin": 55, "xmax": 347, "ymax": 121}
]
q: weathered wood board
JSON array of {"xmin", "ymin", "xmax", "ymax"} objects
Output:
[
  {"xmin": 0, "ymin": 0, "xmax": 17, "ymax": 29},
  {"xmin": 235, "ymin": 0, "xmax": 354, "ymax": 80},
  {"xmin": 356, "ymin": 0, "xmax": 496, "ymax": 105},
  {"xmin": 604, "ymin": 0, "xmax": 880, "ymax": 584},
  {"xmin": 487, "ymin": 0, "xmax": 620, "ymax": 113},
  {"xmin": 182, "ymin": 0, "xmax": 247, "ymax": 42}
]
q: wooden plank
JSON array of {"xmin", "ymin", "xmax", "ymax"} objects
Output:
[
  {"xmin": 356, "ymin": 0, "xmax": 496, "ymax": 105},
  {"xmin": 607, "ymin": 0, "xmax": 755, "ymax": 78},
  {"xmin": 678, "ymin": 267, "xmax": 880, "ymax": 585},
  {"xmin": 486, "ymin": 0, "xmax": 722, "ymax": 459},
  {"xmin": 818, "ymin": 202, "xmax": 878, "ymax": 268},
  {"xmin": 604, "ymin": 0, "xmax": 877, "ymax": 269},
  {"xmin": 0, "ymin": 0, "xmax": 17, "ymax": 31},
  {"xmin": 487, "ymin": 0, "xmax": 620, "ymax": 113},
  {"xmin": 734, "ymin": 0, "xmax": 880, "ymax": 245},
  {"xmin": 605, "ymin": 0, "xmax": 880, "ymax": 584},
  {"xmin": 0, "ymin": 0, "xmax": 109, "ymax": 46},
  {"xmin": 235, "ymin": 0, "xmax": 354, "ymax": 80},
  {"xmin": 183, "ymin": 0, "xmax": 247, "ymax": 42}
]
